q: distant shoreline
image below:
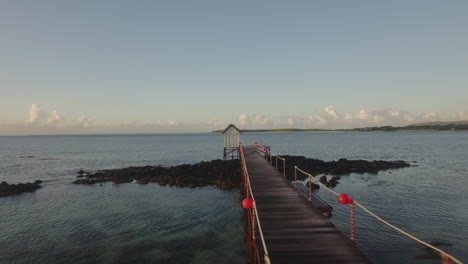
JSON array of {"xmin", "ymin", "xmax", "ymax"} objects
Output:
[{"xmin": 212, "ymin": 124, "xmax": 468, "ymax": 133}]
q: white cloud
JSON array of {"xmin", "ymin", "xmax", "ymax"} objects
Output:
[
  {"xmin": 389, "ymin": 109, "xmax": 401, "ymax": 117},
  {"xmin": 3, "ymin": 103, "xmax": 467, "ymax": 135},
  {"xmin": 230, "ymin": 106, "xmax": 467, "ymax": 130},
  {"xmin": 167, "ymin": 120, "xmax": 180, "ymax": 128},
  {"xmin": 205, "ymin": 118, "xmax": 226, "ymax": 130},
  {"xmin": 27, "ymin": 104, "xmax": 65, "ymax": 126},
  {"xmin": 253, "ymin": 114, "xmax": 274, "ymax": 127},
  {"xmin": 47, "ymin": 110, "xmax": 65, "ymax": 125},
  {"xmin": 238, "ymin": 112, "xmax": 252, "ymax": 128},
  {"xmin": 456, "ymin": 111, "xmax": 468, "ymax": 120},
  {"xmin": 343, "ymin": 113, "xmax": 353, "ymax": 121},
  {"xmin": 308, "ymin": 115, "xmax": 327, "ymax": 126},
  {"xmin": 77, "ymin": 116, "xmax": 94, "ymax": 128},
  {"xmin": 422, "ymin": 112, "xmax": 437, "ymax": 120},
  {"xmin": 287, "ymin": 117, "xmax": 300, "ymax": 127},
  {"xmin": 346, "ymin": 108, "xmax": 415, "ymax": 127},
  {"xmin": 27, "ymin": 104, "xmax": 47, "ymax": 123},
  {"xmin": 324, "ymin": 105, "xmax": 339, "ymax": 119},
  {"xmin": 355, "ymin": 109, "xmax": 370, "ymax": 121},
  {"xmin": 237, "ymin": 113, "xmax": 275, "ymax": 129}
]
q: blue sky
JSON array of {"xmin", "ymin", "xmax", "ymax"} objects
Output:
[{"xmin": 1, "ymin": 1, "xmax": 467, "ymax": 134}]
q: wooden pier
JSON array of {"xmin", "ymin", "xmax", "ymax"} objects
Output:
[{"xmin": 242, "ymin": 146, "xmax": 372, "ymax": 264}]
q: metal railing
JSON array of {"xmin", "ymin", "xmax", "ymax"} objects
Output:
[{"xmin": 240, "ymin": 144, "xmax": 270, "ymax": 264}]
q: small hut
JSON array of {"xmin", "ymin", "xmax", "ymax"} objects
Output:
[{"xmin": 222, "ymin": 124, "xmax": 242, "ymax": 159}]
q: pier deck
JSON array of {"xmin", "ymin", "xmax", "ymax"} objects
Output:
[{"xmin": 243, "ymin": 146, "xmax": 372, "ymax": 264}]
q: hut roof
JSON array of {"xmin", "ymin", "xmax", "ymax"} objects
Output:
[{"xmin": 221, "ymin": 124, "xmax": 242, "ymax": 134}]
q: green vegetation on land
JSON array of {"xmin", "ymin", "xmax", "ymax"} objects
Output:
[{"xmin": 211, "ymin": 121, "xmax": 468, "ymax": 133}]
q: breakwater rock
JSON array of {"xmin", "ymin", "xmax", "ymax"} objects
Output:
[
  {"xmin": 0, "ymin": 180, "xmax": 42, "ymax": 197},
  {"xmin": 269, "ymin": 155, "xmax": 410, "ymax": 185},
  {"xmin": 73, "ymin": 160, "xmax": 241, "ymax": 190}
]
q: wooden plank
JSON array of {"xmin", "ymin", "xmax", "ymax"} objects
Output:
[
  {"xmin": 243, "ymin": 146, "xmax": 372, "ymax": 264},
  {"xmin": 295, "ymin": 182, "xmax": 333, "ymax": 215}
]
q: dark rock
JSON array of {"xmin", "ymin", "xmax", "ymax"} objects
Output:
[
  {"xmin": 73, "ymin": 159, "xmax": 240, "ymax": 190},
  {"xmin": 280, "ymin": 155, "xmax": 410, "ymax": 187},
  {"xmin": 0, "ymin": 181, "xmax": 42, "ymax": 197},
  {"xmin": 319, "ymin": 176, "xmax": 328, "ymax": 185},
  {"xmin": 328, "ymin": 176, "xmax": 339, "ymax": 187},
  {"xmin": 137, "ymin": 178, "xmax": 150, "ymax": 184},
  {"xmin": 73, "ymin": 179, "xmax": 95, "ymax": 185},
  {"xmin": 71, "ymin": 152, "xmax": 410, "ymax": 190}
]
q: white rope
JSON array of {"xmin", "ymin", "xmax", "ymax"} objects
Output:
[
  {"xmin": 353, "ymin": 201, "xmax": 463, "ymax": 264},
  {"xmin": 295, "ymin": 166, "xmax": 340, "ymax": 196},
  {"xmin": 294, "ymin": 165, "xmax": 463, "ymax": 264},
  {"xmin": 269, "ymin": 151, "xmax": 285, "ymax": 161},
  {"xmin": 240, "ymin": 146, "xmax": 271, "ymax": 262}
]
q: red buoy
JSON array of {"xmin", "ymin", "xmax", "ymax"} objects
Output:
[
  {"xmin": 242, "ymin": 198, "xmax": 254, "ymax": 209},
  {"xmin": 338, "ymin": 194, "xmax": 353, "ymax": 205}
]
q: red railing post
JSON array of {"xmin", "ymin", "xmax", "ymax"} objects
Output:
[
  {"xmin": 294, "ymin": 166, "xmax": 297, "ymax": 188},
  {"xmin": 442, "ymin": 254, "xmax": 451, "ymax": 264},
  {"xmin": 350, "ymin": 202, "xmax": 355, "ymax": 244},
  {"xmin": 283, "ymin": 159, "xmax": 285, "ymax": 177},
  {"xmin": 252, "ymin": 204, "xmax": 257, "ymax": 248}
]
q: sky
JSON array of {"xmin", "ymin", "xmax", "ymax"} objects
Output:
[{"xmin": 1, "ymin": 0, "xmax": 467, "ymax": 135}]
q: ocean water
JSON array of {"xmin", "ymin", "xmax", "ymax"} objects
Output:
[{"xmin": 1, "ymin": 132, "xmax": 467, "ymax": 263}]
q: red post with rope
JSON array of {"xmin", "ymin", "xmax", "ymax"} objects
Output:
[
  {"xmin": 442, "ymin": 254, "xmax": 451, "ymax": 264},
  {"xmin": 338, "ymin": 194, "xmax": 355, "ymax": 244},
  {"xmin": 252, "ymin": 204, "xmax": 257, "ymax": 248},
  {"xmin": 283, "ymin": 159, "xmax": 285, "ymax": 177},
  {"xmin": 294, "ymin": 166, "xmax": 298, "ymax": 189},
  {"xmin": 350, "ymin": 202, "xmax": 355, "ymax": 244}
]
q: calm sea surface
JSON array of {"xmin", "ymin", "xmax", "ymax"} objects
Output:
[{"xmin": 0, "ymin": 132, "xmax": 467, "ymax": 263}]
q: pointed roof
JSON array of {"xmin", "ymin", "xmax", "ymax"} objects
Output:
[{"xmin": 221, "ymin": 124, "xmax": 242, "ymax": 134}]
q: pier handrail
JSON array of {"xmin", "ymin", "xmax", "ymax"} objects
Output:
[
  {"xmin": 255, "ymin": 143, "xmax": 462, "ymax": 264},
  {"xmin": 269, "ymin": 152, "xmax": 285, "ymax": 175},
  {"xmin": 240, "ymin": 144, "xmax": 271, "ymax": 264},
  {"xmin": 294, "ymin": 166, "xmax": 462, "ymax": 264},
  {"xmin": 254, "ymin": 143, "xmax": 286, "ymax": 177}
]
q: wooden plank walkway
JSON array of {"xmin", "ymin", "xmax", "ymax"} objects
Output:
[
  {"xmin": 243, "ymin": 146, "xmax": 372, "ymax": 264},
  {"xmin": 295, "ymin": 182, "xmax": 333, "ymax": 217}
]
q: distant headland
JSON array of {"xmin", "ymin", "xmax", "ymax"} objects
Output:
[{"xmin": 211, "ymin": 120, "xmax": 468, "ymax": 133}]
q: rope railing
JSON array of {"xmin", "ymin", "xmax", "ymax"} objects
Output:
[
  {"xmin": 240, "ymin": 144, "xmax": 271, "ymax": 264},
  {"xmin": 253, "ymin": 143, "xmax": 463, "ymax": 264},
  {"xmin": 254, "ymin": 143, "xmax": 286, "ymax": 177}
]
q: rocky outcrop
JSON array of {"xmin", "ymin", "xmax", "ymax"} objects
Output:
[
  {"xmin": 73, "ymin": 155, "xmax": 410, "ymax": 190},
  {"xmin": 0, "ymin": 180, "xmax": 42, "ymax": 197},
  {"xmin": 275, "ymin": 155, "xmax": 410, "ymax": 185},
  {"xmin": 73, "ymin": 160, "xmax": 241, "ymax": 190}
]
